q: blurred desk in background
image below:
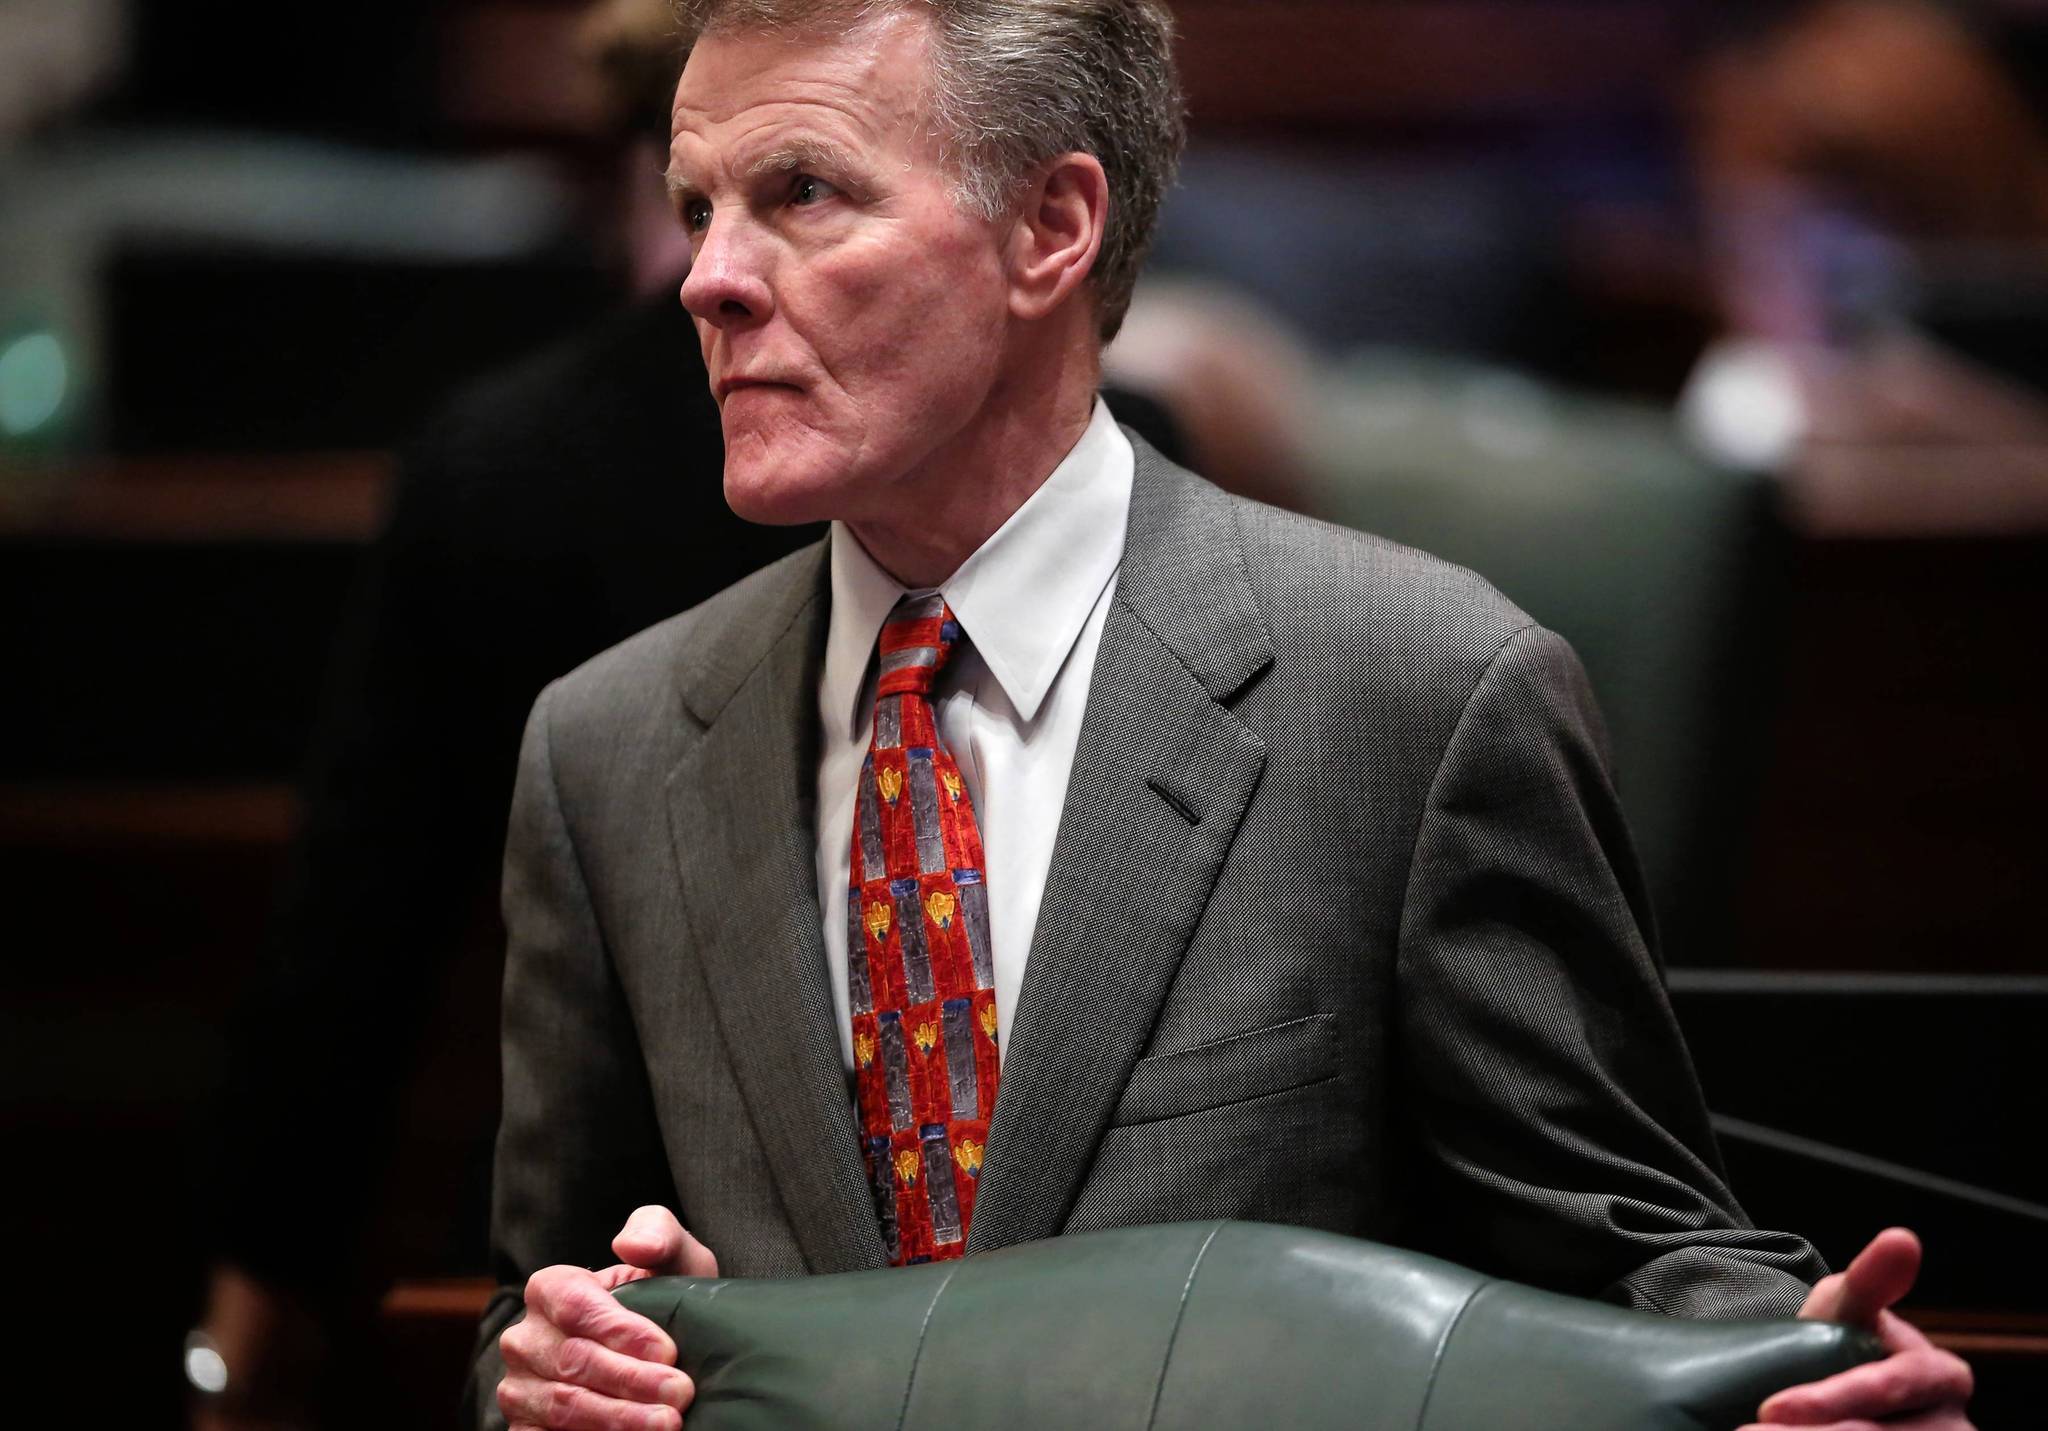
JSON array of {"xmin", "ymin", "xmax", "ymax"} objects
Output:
[
  {"xmin": 1735, "ymin": 443, "xmax": 2048, "ymax": 976},
  {"xmin": 1795, "ymin": 443, "xmax": 2048, "ymax": 539},
  {"xmin": 0, "ymin": 453, "xmax": 387, "ymax": 542}
]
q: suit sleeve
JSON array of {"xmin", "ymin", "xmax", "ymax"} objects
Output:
[
  {"xmin": 466, "ymin": 682, "xmax": 679, "ymax": 1428},
  {"xmin": 1394, "ymin": 624, "xmax": 1826, "ymax": 1318}
]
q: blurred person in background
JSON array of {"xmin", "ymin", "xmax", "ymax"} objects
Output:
[
  {"xmin": 185, "ymin": 3, "xmax": 1180, "ymax": 1423},
  {"xmin": 182, "ymin": 4, "xmax": 791, "ymax": 1422},
  {"xmin": 0, "ymin": 0, "xmax": 125, "ymax": 143},
  {"xmin": 1681, "ymin": 0, "xmax": 2048, "ymax": 470},
  {"xmin": 1118, "ymin": 0, "xmax": 2048, "ymax": 510}
]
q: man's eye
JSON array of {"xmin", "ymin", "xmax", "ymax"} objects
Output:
[
  {"xmin": 791, "ymin": 175, "xmax": 839, "ymax": 206},
  {"xmin": 682, "ymin": 199, "xmax": 711, "ymax": 233}
]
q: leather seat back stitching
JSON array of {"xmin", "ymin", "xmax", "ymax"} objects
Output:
[
  {"xmin": 1142, "ymin": 1221, "xmax": 1229, "ymax": 1431},
  {"xmin": 1412, "ymin": 1278, "xmax": 1490, "ymax": 1431},
  {"xmin": 893, "ymin": 1263, "xmax": 963, "ymax": 1431}
]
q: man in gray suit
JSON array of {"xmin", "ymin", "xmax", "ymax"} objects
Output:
[{"xmin": 476, "ymin": 3, "xmax": 1975, "ymax": 1429}]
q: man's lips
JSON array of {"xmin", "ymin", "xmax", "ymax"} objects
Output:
[{"xmin": 715, "ymin": 375, "xmax": 803, "ymax": 403}]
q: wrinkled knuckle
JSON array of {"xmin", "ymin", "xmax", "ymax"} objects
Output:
[
  {"xmin": 555, "ymin": 1285, "xmax": 607, "ymax": 1334},
  {"xmin": 597, "ymin": 1303, "xmax": 642, "ymax": 1343},
  {"xmin": 634, "ymin": 1327, "xmax": 677, "ymax": 1365},
  {"xmin": 608, "ymin": 1316, "xmax": 651, "ymax": 1359},
  {"xmin": 545, "ymin": 1379, "xmax": 589, "ymax": 1425},
  {"xmin": 556, "ymin": 1335, "xmax": 596, "ymax": 1383},
  {"xmin": 501, "ymin": 1320, "xmax": 537, "ymax": 1367},
  {"xmin": 498, "ymin": 1373, "xmax": 537, "ymax": 1420},
  {"xmin": 528, "ymin": 1263, "xmax": 575, "ymax": 1307}
]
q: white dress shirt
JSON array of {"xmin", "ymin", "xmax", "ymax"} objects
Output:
[{"xmin": 814, "ymin": 399, "xmax": 1134, "ymax": 1072}]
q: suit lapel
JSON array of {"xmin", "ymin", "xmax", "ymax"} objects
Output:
[
  {"xmin": 968, "ymin": 443, "xmax": 1274, "ymax": 1253},
  {"xmin": 665, "ymin": 545, "xmax": 887, "ymax": 1273}
]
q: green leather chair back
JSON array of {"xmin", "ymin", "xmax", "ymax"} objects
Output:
[
  {"xmin": 1299, "ymin": 354, "xmax": 1778, "ymax": 962},
  {"xmin": 616, "ymin": 1221, "xmax": 1878, "ymax": 1430}
]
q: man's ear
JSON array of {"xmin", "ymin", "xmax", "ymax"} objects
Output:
[{"xmin": 1005, "ymin": 152, "xmax": 1110, "ymax": 323}]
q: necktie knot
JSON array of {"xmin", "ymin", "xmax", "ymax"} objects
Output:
[{"xmin": 876, "ymin": 594, "xmax": 961, "ymax": 700}]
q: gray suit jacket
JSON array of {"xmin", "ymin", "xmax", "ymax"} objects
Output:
[{"xmin": 469, "ymin": 439, "xmax": 1824, "ymax": 1419}]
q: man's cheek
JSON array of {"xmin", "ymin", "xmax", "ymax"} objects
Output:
[{"xmin": 815, "ymin": 248, "xmax": 896, "ymax": 317}]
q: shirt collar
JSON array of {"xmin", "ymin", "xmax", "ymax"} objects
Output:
[{"xmin": 821, "ymin": 397, "xmax": 1133, "ymax": 736}]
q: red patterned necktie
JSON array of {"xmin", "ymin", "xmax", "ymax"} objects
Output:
[{"xmin": 847, "ymin": 594, "xmax": 999, "ymax": 1264}]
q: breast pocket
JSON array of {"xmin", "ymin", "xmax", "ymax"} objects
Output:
[{"xmin": 1109, "ymin": 1013, "xmax": 1338, "ymax": 1127}]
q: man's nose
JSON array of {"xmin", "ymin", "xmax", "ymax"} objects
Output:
[{"xmin": 679, "ymin": 215, "xmax": 773, "ymax": 328}]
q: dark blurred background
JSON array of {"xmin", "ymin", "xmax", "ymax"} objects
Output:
[{"xmin": 3, "ymin": 0, "xmax": 2044, "ymax": 1426}]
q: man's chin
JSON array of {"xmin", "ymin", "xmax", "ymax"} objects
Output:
[
  {"xmin": 721, "ymin": 464, "xmax": 837, "ymax": 528},
  {"xmin": 717, "ymin": 418, "xmax": 857, "ymax": 527}
]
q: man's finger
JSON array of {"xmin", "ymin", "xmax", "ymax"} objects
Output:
[
  {"xmin": 1739, "ymin": 1416, "xmax": 1963, "ymax": 1431},
  {"xmin": 673, "ymin": 1225, "xmax": 719, "ymax": 1277},
  {"xmin": 526, "ymin": 1265, "xmax": 678, "ymax": 1364},
  {"xmin": 1744, "ymin": 1416, "xmax": 1949, "ymax": 1424},
  {"xmin": 613, "ymin": 1205, "xmax": 720, "ymax": 1277},
  {"xmin": 530, "ymin": 1333, "xmax": 694, "ymax": 1409},
  {"xmin": 604, "ymin": 1265, "xmax": 658, "ymax": 1288},
  {"xmin": 1875, "ymin": 1307, "xmax": 1937, "ymax": 1354},
  {"xmin": 612, "ymin": 1205, "xmax": 684, "ymax": 1270},
  {"xmin": 1755, "ymin": 1344, "xmax": 1972, "ymax": 1423},
  {"xmin": 497, "ymin": 1371, "xmax": 683, "ymax": 1431},
  {"xmin": 500, "ymin": 1308, "xmax": 567, "ymax": 1377},
  {"xmin": 1800, "ymin": 1228, "xmax": 1921, "ymax": 1326}
]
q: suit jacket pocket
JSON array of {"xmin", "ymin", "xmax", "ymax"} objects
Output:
[{"xmin": 1110, "ymin": 1013, "xmax": 1338, "ymax": 1127}]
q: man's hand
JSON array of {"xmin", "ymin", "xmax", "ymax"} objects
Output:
[
  {"xmin": 498, "ymin": 1206, "xmax": 720, "ymax": 1431},
  {"xmin": 1742, "ymin": 1227, "xmax": 1974, "ymax": 1430}
]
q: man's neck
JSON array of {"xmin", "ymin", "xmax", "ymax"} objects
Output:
[{"xmin": 846, "ymin": 353, "xmax": 1101, "ymax": 588}]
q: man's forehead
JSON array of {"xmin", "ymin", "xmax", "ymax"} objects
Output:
[{"xmin": 668, "ymin": 13, "xmax": 932, "ymax": 146}]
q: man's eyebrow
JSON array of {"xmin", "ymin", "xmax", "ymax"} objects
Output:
[
  {"xmin": 664, "ymin": 136, "xmax": 872, "ymax": 203},
  {"xmin": 739, "ymin": 136, "xmax": 867, "ymax": 186},
  {"xmin": 664, "ymin": 162, "xmax": 705, "ymax": 204}
]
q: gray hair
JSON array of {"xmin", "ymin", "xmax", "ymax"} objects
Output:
[{"xmin": 673, "ymin": 0, "xmax": 1184, "ymax": 341}]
